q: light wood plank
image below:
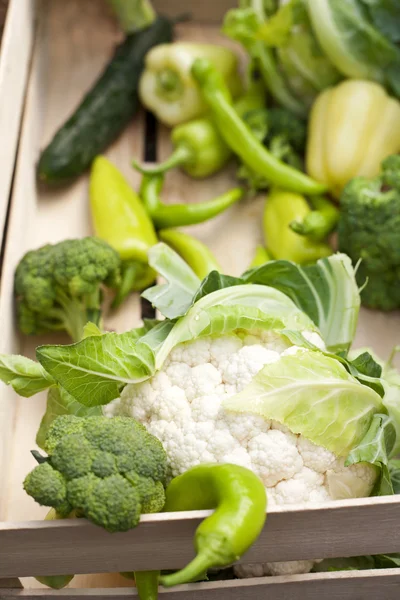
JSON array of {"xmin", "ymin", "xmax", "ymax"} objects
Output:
[
  {"xmin": 1, "ymin": 495, "xmax": 400, "ymax": 578},
  {"xmin": 2, "ymin": 569, "xmax": 400, "ymax": 600},
  {"xmin": 153, "ymin": 0, "xmax": 236, "ymax": 23},
  {"xmin": 0, "ymin": 0, "xmax": 36, "ymax": 249}
]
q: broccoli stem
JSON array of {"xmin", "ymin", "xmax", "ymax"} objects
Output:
[
  {"xmin": 56, "ymin": 289, "xmax": 102, "ymax": 343},
  {"xmin": 107, "ymin": 0, "xmax": 156, "ymax": 33},
  {"xmin": 290, "ymin": 195, "xmax": 339, "ymax": 241}
]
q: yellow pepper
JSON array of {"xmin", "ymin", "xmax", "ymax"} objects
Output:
[
  {"xmin": 306, "ymin": 80, "xmax": 400, "ymax": 198},
  {"xmin": 139, "ymin": 43, "xmax": 243, "ymax": 127},
  {"xmin": 263, "ymin": 188, "xmax": 332, "ymax": 265}
]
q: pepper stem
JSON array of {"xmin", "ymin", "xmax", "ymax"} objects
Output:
[
  {"xmin": 155, "ymin": 69, "xmax": 183, "ymax": 101},
  {"xmin": 160, "ymin": 552, "xmax": 213, "ymax": 588},
  {"xmin": 132, "ymin": 145, "xmax": 194, "ymax": 176},
  {"xmin": 107, "ymin": 0, "xmax": 156, "ymax": 33}
]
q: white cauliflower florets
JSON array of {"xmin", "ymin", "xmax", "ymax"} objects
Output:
[{"xmin": 104, "ymin": 331, "xmax": 377, "ymax": 577}]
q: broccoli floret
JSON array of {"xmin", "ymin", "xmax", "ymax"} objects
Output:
[
  {"xmin": 239, "ymin": 108, "xmax": 307, "ymax": 192},
  {"xmin": 14, "ymin": 238, "xmax": 121, "ymax": 342},
  {"xmin": 23, "ymin": 416, "xmax": 168, "ymax": 532},
  {"xmin": 338, "ymin": 162, "xmax": 400, "ymax": 311}
]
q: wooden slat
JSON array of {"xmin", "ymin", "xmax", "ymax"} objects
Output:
[
  {"xmin": 0, "ymin": 0, "xmax": 36, "ymax": 249},
  {"xmin": 1, "ymin": 495, "xmax": 400, "ymax": 578},
  {"xmin": 153, "ymin": 0, "xmax": 236, "ymax": 23},
  {"xmin": 2, "ymin": 570, "xmax": 400, "ymax": 600}
]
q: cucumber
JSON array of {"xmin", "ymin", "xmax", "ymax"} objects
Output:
[{"xmin": 38, "ymin": 16, "xmax": 173, "ymax": 185}]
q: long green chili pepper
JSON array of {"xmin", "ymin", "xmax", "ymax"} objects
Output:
[
  {"xmin": 159, "ymin": 229, "xmax": 221, "ymax": 279},
  {"xmin": 264, "ymin": 188, "xmax": 332, "ymax": 264},
  {"xmin": 90, "ymin": 157, "xmax": 157, "ymax": 306},
  {"xmin": 133, "ymin": 75, "xmax": 266, "ymax": 179},
  {"xmin": 289, "ymin": 195, "xmax": 340, "ymax": 242},
  {"xmin": 139, "ymin": 173, "xmax": 243, "ymax": 229},
  {"xmin": 134, "ymin": 464, "xmax": 266, "ymax": 597},
  {"xmin": 191, "ymin": 58, "xmax": 328, "ymax": 196}
]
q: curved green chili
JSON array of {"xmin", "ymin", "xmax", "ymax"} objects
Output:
[
  {"xmin": 191, "ymin": 58, "xmax": 328, "ymax": 196},
  {"xmin": 140, "ymin": 174, "xmax": 243, "ymax": 229},
  {"xmin": 159, "ymin": 229, "xmax": 221, "ymax": 279},
  {"xmin": 161, "ymin": 464, "xmax": 267, "ymax": 587},
  {"xmin": 134, "ymin": 464, "xmax": 266, "ymax": 597}
]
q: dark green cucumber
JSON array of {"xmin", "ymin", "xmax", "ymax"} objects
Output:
[{"xmin": 38, "ymin": 16, "xmax": 173, "ymax": 185}]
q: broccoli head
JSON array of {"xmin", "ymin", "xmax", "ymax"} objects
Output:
[
  {"xmin": 338, "ymin": 160, "xmax": 400, "ymax": 311},
  {"xmin": 14, "ymin": 237, "xmax": 121, "ymax": 342},
  {"xmin": 239, "ymin": 107, "xmax": 307, "ymax": 191},
  {"xmin": 23, "ymin": 416, "xmax": 168, "ymax": 532}
]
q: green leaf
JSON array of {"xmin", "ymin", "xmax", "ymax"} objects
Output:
[
  {"xmin": 243, "ymin": 253, "xmax": 360, "ymax": 353},
  {"xmin": 36, "ymin": 321, "xmax": 173, "ymax": 407},
  {"xmin": 374, "ymin": 554, "xmax": 400, "ymax": 568},
  {"xmin": 372, "ymin": 463, "xmax": 394, "ymax": 496},
  {"xmin": 389, "ymin": 458, "xmax": 400, "ymax": 494},
  {"xmin": 82, "ymin": 322, "xmax": 103, "ymax": 339},
  {"xmin": 156, "ymin": 284, "xmax": 317, "ymax": 369},
  {"xmin": 193, "ymin": 272, "xmax": 244, "ymax": 303},
  {"xmin": 306, "ymin": 0, "xmax": 400, "ymax": 89},
  {"xmin": 142, "ymin": 244, "xmax": 201, "ymax": 319},
  {"xmin": 346, "ymin": 414, "xmax": 396, "ymax": 469},
  {"xmin": 361, "ymin": 0, "xmax": 400, "ymax": 43},
  {"xmin": 350, "ymin": 351, "xmax": 382, "ymax": 378},
  {"xmin": 0, "ymin": 354, "xmax": 54, "ymax": 397},
  {"xmin": 223, "ymin": 350, "xmax": 383, "ymax": 457},
  {"xmin": 312, "ymin": 555, "xmax": 376, "ymax": 572},
  {"xmin": 36, "ymin": 387, "xmax": 102, "ymax": 449}
]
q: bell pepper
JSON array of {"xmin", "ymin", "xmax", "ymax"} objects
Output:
[
  {"xmin": 90, "ymin": 156, "xmax": 157, "ymax": 307},
  {"xmin": 159, "ymin": 229, "xmax": 221, "ymax": 279},
  {"xmin": 139, "ymin": 43, "xmax": 243, "ymax": 126},
  {"xmin": 139, "ymin": 173, "xmax": 243, "ymax": 229},
  {"xmin": 306, "ymin": 80, "xmax": 400, "ymax": 198},
  {"xmin": 249, "ymin": 245, "xmax": 272, "ymax": 268},
  {"xmin": 133, "ymin": 75, "xmax": 266, "ymax": 179},
  {"xmin": 263, "ymin": 188, "xmax": 332, "ymax": 264},
  {"xmin": 289, "ymin": 195, "xmax": 339, "ymax": 242},
  {"xmin": 191, "ymin": 58, "xmax": 327, "ymax": 196}
]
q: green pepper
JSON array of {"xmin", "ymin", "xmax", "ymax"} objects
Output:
[
  {"xmin": 191, "ymin": 58, "xmax": 328, "ymax": 196},
  {"xmin": 249, "ymin": 245, "xmax": 272, "ymax": 268},
  {"xmin": 90, "ymin": 157, "xmax": 157, "ymax": 307},
  {"xmin": 159, "ymin": 229, "xmax": 220, "ymax": 279},
  {"xmin": 133, "ymin": 76, "xmax": 266, "ymax": 179},
  {"xmin": 289, "ymin": 195, "xmax": 340, "ymax": 242},
  {"xmin": 35, "ymin": 509, "xmax": 75, "ymax": 589},
  {"xmin": 139, "ymin": 173, "xmax": 243, "ymax": 229},
  {"xmin": 263, "ymin": 188, "xmax": 332, "ymax": 264},
  {"xmin": 134, "ymin": 463, "xmax": 266, "ymax": 597}
]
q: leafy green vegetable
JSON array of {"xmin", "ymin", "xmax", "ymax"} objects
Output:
[
  {"xmin": 223, "ymin": 0, "xmax": 341, "ymax": 115},
  {"xmin": 142, "ymin": 243, "xmax": 201, "ymax": 319},
  {"xmin": 224, "ymin": 350, "xmax": 384, "ymax": 457},
  {"xmin": 244, "ymin": 253, "xmax": 360, "ymax": 353},
  {"xmin": 389, "ymin": 458, "xmax": 400, "ymax": 493},
  {"xmin": 306, "ymin": 0, "xmax": 400, "ymax": 95},
  {"xmin": 36, "ymin": 387, "xmax": 102, "ymax": 450},
  {"xmin": 0, "ymin": 355, "xmax": 54, "ymax": 397},
  {"xmin": 313, "ymin": 552, "xmax": 400, "ymax": 573},
  {"xmin": 155, "ymin": 284, "xmax": 317, "ymax": 368},
  {"xmin": 36, "ymin": 322, "xmax": 173, "ymax": 406}
]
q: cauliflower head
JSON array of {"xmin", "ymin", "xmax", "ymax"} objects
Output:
[{"xmin": 105, "ymin": 330, "xmax": 377, "ymax": 576}]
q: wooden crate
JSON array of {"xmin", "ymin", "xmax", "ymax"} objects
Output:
[{"xmin": 0, "ymin": 1, "xmax": 399, "ymax": 598}]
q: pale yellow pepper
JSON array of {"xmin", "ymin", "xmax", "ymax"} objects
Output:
[
  {"xmin": 306, "ymin": 80, "xmax": 400, "ymax": 198},
  {"xmin": 139, "ymin": 43, "xmax": 243, "ymax": 127}
]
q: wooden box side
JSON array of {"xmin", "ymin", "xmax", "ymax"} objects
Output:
[{"xmin": 0, "ymin": 0, "xmax": 36, "ymax": 249}]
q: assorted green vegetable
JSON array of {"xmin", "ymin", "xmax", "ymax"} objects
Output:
[{"xmin": 2, "ymin": 0, "xmax": 400, "ymax": 594}]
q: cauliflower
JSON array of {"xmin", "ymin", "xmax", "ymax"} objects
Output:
[{"xmin": 105, "ymin": 330, "xmax": 377, "ymax": 577}]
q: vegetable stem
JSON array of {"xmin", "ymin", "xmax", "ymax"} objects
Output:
[{"xmin": 107, "ymin": 0, "xmax": 156, "ymax": 33}]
